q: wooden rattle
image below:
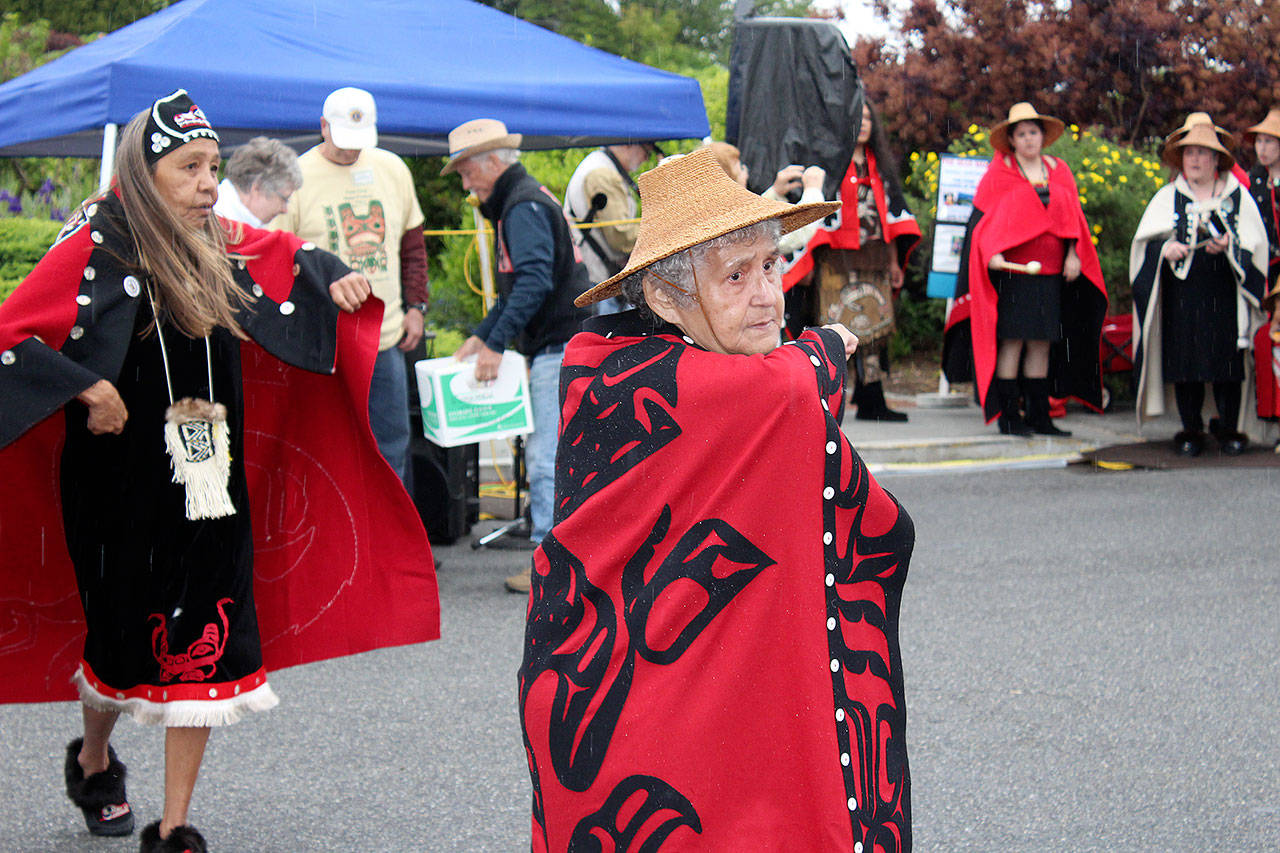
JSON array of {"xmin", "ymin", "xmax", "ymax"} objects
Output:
[{"xmin": 997, "ymin": 260, "xmax": 1042, "ymax": 275}]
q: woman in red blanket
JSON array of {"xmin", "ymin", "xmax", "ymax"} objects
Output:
[
  {"xmin": 518, "ymin": 148, "xmax": 915, "ymax": 852},
  {"xmin": 944, "ymin": 102, "xmax": 1106, "ymax": 435},
  {"xmin": 0, "ymin": 91, "xmax": 438, "ymax": 852}
]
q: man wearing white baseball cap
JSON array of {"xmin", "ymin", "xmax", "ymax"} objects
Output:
[{"xmin": 273, "ymin": 87, "xmax": 429, "ymax": 485}]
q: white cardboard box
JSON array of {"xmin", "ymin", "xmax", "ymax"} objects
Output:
[{"xmin": 414, "ymin": 352, "xmax": 533, "ymax": 448}]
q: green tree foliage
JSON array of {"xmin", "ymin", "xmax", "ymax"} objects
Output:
[
  {"xmin": 478, "ymin": 0, "xmax": 623, "ymax": 52},
  {"xmin": 855, "ymin": 0, "xmax": 1280, "ymax": 155},
  {"xmin": 0, "ymin": 216, "xmax": 62, "ymax": 300},
  {"xmin": 477, "ymin": 0, "xmax": 814, "ymax": 66},
  {"xmin": 2, "ymin": 0, "xmax": 170, "ymax": 36},
  {"xmin": 0, "ymin": 12, "xmax": 49, "ymax": 80},
  {"xmin": 0, "ymin": 14, "xmax": 101, "ymax": 219}
]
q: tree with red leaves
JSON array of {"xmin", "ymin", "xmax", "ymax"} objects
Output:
[{"xmin": 853, "ymin": 0, "xmax": 1280, "ymax": 154}]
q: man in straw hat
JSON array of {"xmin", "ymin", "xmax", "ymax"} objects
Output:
[
  {"xmin": 1130, "ymin": 114, "xmax": 1268, "ymax": 455},
  {"xmin": 1242, "ymin": 108, "xmax": 1280, "ymax": 426},
  {"xmin": 517, "ymin": 147, "xmax": 915, "ymax": 851},
  {"xmin": 445, "ymin": 119, "xmax": 590, "ymax": 576}
]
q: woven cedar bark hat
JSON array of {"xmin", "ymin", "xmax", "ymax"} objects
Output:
[
  {"xmin": 988, "ymin": 102, "xmax": 1066, "ymax": 154},
  {"xmin": 1161, "ymin": 119, "xmax": 1235, "ymax": 172},
  {"xmin": 1163, "ymin": 112, "xmax": 1237, "ymax": 148},
  {"xmin": 1243, "ymin": 108, "xmax": 1280, "ymax": 146},
  {"xmin": 440, "ymin": 118, "xmax": 523, "ymax": 175},
  {"xmin": 574, "ymin": 147, "xmax": 839, "ymax": 307}
]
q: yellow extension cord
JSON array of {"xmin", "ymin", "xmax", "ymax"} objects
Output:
[{"xmin": 422, "ymin": 215, "xmax": 640, "ymax": 298}]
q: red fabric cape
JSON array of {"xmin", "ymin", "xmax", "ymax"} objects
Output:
[
  {"xmin": 0, "ymin": 214, "xmax": 439, "ymax": 703},
  {"xmin": 1255, "ymin": 324, "xmax": 1280, "ymax": 419},
  {"xmin": 519, "ymin": 322, "xmax": 912, "ymax": 851},
  {"xmin": 945, "ymin": 154, "xmax": 1106, "ymax": 415},
  {"xmin": 782, "ymin": 150, "xmax": 922, "ymax": 290}
]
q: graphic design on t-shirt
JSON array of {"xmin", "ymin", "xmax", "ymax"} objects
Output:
[{"xmin": 324, "ymin": 200, "xmax": 388, "ymax": 276}]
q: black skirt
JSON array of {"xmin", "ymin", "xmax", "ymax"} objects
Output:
[
  {"xmin": 60, "ymin": 307, "xmax": 275, "ymax": 726},
  {"xmin": 1160, "ymin": 254, "xmax": 1244, "ymax": 383},
  {"xmin": 995, "ymin": 271, "xmax": 1063, "ymax": 341}
]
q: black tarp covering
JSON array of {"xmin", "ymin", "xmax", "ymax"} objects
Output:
[{"xmin": 726, "ymin": 17, "xmax": 863, "ymax": 201}]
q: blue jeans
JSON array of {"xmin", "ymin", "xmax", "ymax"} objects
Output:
[
  {"xmin": 526, "ymin": 346, "xmax": 564, "ymax": 544},
  {"xmin": 368, "ymin": 347, "xmax": 410, "ymax": 484}
]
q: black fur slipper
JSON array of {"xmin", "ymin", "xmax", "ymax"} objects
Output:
[
  {"xmin": 139, "ymin": 821, "xmax": 209, "ymax": 853},
  {"xmin": 64, "ymin": 738, "xmax": 135, "ymax": 836}
]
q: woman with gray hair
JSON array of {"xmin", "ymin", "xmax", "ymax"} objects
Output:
[
  {"xmin": 518, "ymin": 148, "xmax": 916, "ymax": 852},
  {"xmin": 213, "ymin": 135, "xmax": 302, "ymax": 227}
]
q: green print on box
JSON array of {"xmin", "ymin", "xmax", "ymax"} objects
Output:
[
  {"xmin": 432, "ymin": 379, "xmax": 526, "ymax": 431},
  {"xmin": 416, "ymin": 354, "xmax": 533, "ymax": 448}
]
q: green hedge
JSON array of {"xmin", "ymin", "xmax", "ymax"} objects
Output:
[{"xmin": 0, "ymin": 216, "xmax": 61, "ymax": 301}]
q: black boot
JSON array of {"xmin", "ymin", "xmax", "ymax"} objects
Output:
[
  {"xmin": 1174, "ymin": 430, "xmax": 1205, "ymax": 456},
  {"xmin": 140, "ymin": 821, "xmax": 208, "ymax": 853},
  {"xmin": 854, "ymin": 380, "xmax": 908, "ymax": 422},
  {"xmin": 995, "ymin": 378, "xmax": 1033, "ymax": 436},
  {"xmin": 1023, "ymin": 377, "xmax": 1072, "ymax": 436},
  {"xmin": 64, "ymin": 738, "xmax": 135, "ymax": 837}
]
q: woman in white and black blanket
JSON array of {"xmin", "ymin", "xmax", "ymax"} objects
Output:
[{"xmin": 1130, "ymin": 115, "xmax": 1268, "ymax": 456}]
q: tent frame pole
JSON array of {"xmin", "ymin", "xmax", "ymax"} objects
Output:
[{"xmin": 97, "ymin": 123, "xmax": 117, "ymax": 191}]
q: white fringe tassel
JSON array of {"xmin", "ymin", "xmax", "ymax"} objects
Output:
[
  {"xmin": 74, "ymin": 668, "xmax": 280, "ymax": 727},
  {"xmin": 164, "ymin": 398, "xmax": 235, "ymax": 521}
]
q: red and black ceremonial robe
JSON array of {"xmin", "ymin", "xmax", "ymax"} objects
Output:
[
  {"xmin": 0, "ymin": 193, "xmax": 439, "ymax": 703},
  {"xmin": 942, "ymin": 154, "xmax": 1107, "ymax": 421},
  {"xmin": 781, "ymin": 149, "xmax": 921, "ymax": 290},
  {"xmin": 519, "ymin": 309, "xmax": 914, "ymax": 852}
]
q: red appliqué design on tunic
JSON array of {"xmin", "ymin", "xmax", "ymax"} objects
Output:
[{"xmin": 149, "ymin": 598, "xmax": 232, "ymax": 683}]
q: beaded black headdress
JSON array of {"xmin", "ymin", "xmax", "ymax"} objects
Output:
[{"xmin": 143, "ymin": 89, "xmax": 219, "ymax": 166}]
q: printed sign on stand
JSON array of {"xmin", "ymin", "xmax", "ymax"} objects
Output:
[{"xmin": 926, "ymin": 154, "xmax": 990, "ymax": 298}]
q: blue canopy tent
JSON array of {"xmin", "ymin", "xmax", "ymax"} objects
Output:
[{"xmin": 0, "ymin": 0, "xmax": 709, "ymax": 180}]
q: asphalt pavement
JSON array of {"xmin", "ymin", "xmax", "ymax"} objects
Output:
[{"xmin": 3, "ymin": 428, "xmax": 1278, "ymax": 851}]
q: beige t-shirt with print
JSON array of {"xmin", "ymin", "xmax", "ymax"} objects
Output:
[{"xmin": 273, "ymin": 146, "xmax": 425, "ymax": 351}]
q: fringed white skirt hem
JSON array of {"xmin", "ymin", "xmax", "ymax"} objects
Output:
[{"xmin": 73, "ymin": 667, "xmax": 279, "ymax": 727}]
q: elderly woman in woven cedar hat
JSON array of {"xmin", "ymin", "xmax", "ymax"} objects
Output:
[
  {"xmin": 1130, "ymin": 115, "xmax": 1269, "ymax": 455},
  {"xmin": 517, "ymin": 147, "xmax": 916, "ymax": 852}
]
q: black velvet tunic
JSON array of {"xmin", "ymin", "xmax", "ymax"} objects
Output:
[{"xmin": 60, "ymin": 303, "xmax": 268, "ymax": 718}]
